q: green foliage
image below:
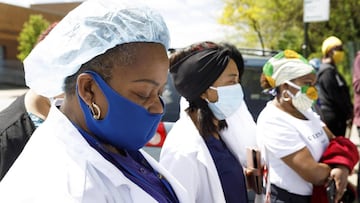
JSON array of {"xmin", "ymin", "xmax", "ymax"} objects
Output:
[
  {"xmin": 17, "ymin": 15, "xmax": 50, "ymax": 61},
  {"xmin": 219, "ymin": 0, "xmax": 304, "ymax": 51},
  {"xmin": 219, "ymin": 0, "xmax": 360, "ymax": 99}
]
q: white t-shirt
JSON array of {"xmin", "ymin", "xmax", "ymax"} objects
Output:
[{"xmin": 257, "ymin": 101, "xmax": 329, "ymax": 196}]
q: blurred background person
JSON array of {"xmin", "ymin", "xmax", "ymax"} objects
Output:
[
  {"xmin": 257, "ymin": 50, "xmax": 357, "ymax": 203},
  {"xmin": 0, "ymin": 21, "xmax": 58, "ymax": 181},
  {"xmin": 352, "ymin": 50, "xmax": 360, "ymax": 199},
  {"xmin": 0, "ymin": 0, "xmax": 190, "ymax": 202},
  {"xmin": 160, "ymin": 41, "xmax": 260, "ymax": 203},
  {"xmin": 316, "ymin": 36, "xmax": 353, "ymax": 137},
  {"xmin": 308, "ymin": 57, "xmax": 323, "ymax": 119},
  {"xmin": 309, "ymin": 58, "xmax": 321, "ymax": 73}
]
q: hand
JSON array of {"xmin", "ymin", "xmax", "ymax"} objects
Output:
[
  {"xmin": 245, "ymin": 167, "xmax": 262, "ymax": 176},
  {"xmin": 245, "ymin": 167, "xmax": 263, "ymax": 194},
  {"xmin": 330, "ymin": 166, "xmax": 349, "ymax": 202}
]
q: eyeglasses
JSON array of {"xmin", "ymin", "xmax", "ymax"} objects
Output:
[{"xmin": 332, "ymin": 45, "xmax": 343, "ymax": 51}]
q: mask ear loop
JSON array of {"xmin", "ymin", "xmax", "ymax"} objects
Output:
[
  {"xmin": 90, "ymin": 102, "xmax": 101, "ymax": 120},
  {"xmin": 281, "ymin": 90, "xmax": 291, "ymax": 102},
  {"xmin": 282, "ymin": 81, "xmax": 300, "ymax": 102},
  {"xmin": 281, "ymin": 89, "xmax": 293, "ymax": 102},
  {"xmin": 205, "ymin": 86, "xmax": 218, "ymax": 103},
  {"xmin": 285, "ymin": 81, "xmax": 301, "ymax": 90}
]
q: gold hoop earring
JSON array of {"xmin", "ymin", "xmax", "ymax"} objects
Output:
[
  {"xmin": 90, "ymin": 102, "xmax": 101, "ymax": 120},
  {"xmin": 281, "ymin": 90, "xmax": 291, "ymax": 102}
]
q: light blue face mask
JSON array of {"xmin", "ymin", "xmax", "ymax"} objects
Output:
[
  {"xmin": 77, "ymin": 71, "xmax": 164, "ymax": 150},
  {"xmin": 206, "ymin": 83, "xmax": 244, "ymax": 120}
]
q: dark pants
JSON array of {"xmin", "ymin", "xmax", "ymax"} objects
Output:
[{"xmin": 270, "ymin": 184, "xmax": 311, "ymax": 203}]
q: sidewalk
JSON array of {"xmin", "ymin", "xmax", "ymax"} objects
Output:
[{"xmin": 0, "ymin": 87, "xmax": 27, "ymax": 111}]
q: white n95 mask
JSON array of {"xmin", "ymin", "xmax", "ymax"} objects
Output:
[
  {"xmin": 285, "ymin": 81, "xmax": 318, "ymax": 112},
  {"xmin": 207, "ymin": 83, "xmax": 244, "ymax": 120}
]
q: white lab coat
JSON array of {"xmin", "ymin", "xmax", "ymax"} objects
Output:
[
  {"xmin": 0, "ymin": 105, "xmax": 191, "ymax": 203},
  {"xmin": 160, "ymin": 98, "xmax": 257, "ymax": 203}
]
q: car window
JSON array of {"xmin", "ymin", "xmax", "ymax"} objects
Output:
[
  {"xmin": 242, "ymin": 65, "xmax": 273, "ymax": 121},
  {"xmin": 161, "ymin": 73, "xmax": 180, "ymax": 122}
]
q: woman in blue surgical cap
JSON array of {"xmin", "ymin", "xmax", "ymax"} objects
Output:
[{"xmin": 0, "ymin": 0, "xmax": 190, "ymax": 202}]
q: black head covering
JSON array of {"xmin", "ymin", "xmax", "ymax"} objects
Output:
[
  {"xmin": 170, "ymin": 48, "xmax": 230, "ymax": 101},
  {"xmin": 220, "ymin": 42, "xmax": 244, "ymax": 78}
]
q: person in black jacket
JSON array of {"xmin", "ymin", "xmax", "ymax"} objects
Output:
[
  {"xmin": 0, "ymin": 22, "xmax": 58, "ymax": 180},
  {"xmin": 316, "ymin": 36, "xmax": 353, "ymax": 137},
  {"xmin": 0, "ymin": 94, "xmax": 35, "ymax": 180}
]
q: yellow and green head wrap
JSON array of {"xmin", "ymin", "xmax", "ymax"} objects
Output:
[{"xmin": 262, "ymin": 49, "xmax": 315, "ymax": 88}]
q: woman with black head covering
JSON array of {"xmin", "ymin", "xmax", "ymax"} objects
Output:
[{"xmin": 160, "ymin": 41, "xmax": 257, "ymax": 203}]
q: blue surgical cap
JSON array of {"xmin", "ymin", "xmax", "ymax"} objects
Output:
[
  {"xmin": 24, "ymin": 0, "xmax": 170, "ymax": 97},
  {"xmin": 309, "ymin": 58, "xmax": 321, "ymax": 72}
]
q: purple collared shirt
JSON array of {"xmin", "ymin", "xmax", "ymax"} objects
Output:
[
  {"xmin": 205, "ymin": 136, "xmax": 248, "ymax": 203},
  {"xmin": 77, "ymin": 126, "xmax": 179, "ymax": 203}
]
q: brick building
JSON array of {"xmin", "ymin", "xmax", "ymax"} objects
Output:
[{"xmin": 0, "ymin": 2, "xmax": 80, "ymax": 86}]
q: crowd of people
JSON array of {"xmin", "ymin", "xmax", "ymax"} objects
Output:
[{"xmin": 0, "ymin": 0, "xmax": 359, "ymax": 203}]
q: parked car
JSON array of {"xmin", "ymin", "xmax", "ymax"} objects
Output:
[{"xmin": 143, "ymin": 49, "xmax": 276, "ymax": 160}]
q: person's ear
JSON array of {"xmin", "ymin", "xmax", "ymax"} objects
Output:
[
  {"xmin": 76, "ymin": 73, "xmax": 95, "ymax": 106},
  {"xmin": 278, "ymin": 83, "xmax": 289, "ymax": 93},
  {"xmin": 201, "ymin": 88, "xmax": 217, "ymax": 102},
  {"xmin": 200, "ymin": 91, "xmax": 208, "ymax": 101},
  {"xmin": 327, "ymin": 48, "xmax": 335, "ymax": 58}
]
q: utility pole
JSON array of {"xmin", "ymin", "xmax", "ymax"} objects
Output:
[
  {"xmin": 302, "ymin": 22, "xmax": 309, "ymax": 58},
  {"xmin": 303, "ymin": 0, "xmax": 329, "ymax": 57}
]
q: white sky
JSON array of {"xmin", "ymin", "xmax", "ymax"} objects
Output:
[{"xmin": 1, "ymin": 0, "xmax": 234, "ymax": 48}]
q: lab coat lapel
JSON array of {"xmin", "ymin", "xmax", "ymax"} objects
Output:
[
  {"xmin": 183, "ymin": 114, "xmax": 226, "ymax": 203},
  {"xmin": 50, "ymin": 106, "xmax": 158, "ymax": 202},
  {"xmin": 141, "ymin": 150, "xmax": 192, "ymax": 203}
]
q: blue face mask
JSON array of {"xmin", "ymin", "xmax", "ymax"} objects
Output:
[
  {"xmin": 207, "ymin": 83, "xmax": 244, "ymax": 120},
  {"xmin": 77, "ymin": 71, "xmax": 164, "ymax": 150}
]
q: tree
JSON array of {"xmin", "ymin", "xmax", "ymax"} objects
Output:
[
  {"xmin": 17, "ymin": 14, "xmax": 49, "ymax": 61},
  {"xmin": 220, "ymin": 0, "xmax": 266, "ymax": 50},
  {"xmin": 220, "ymin": 0, "xmax": 360, "ymax": 53},
  {"xmin": 219, "ymin": 0, "xmax": 304, "ymax": 52},
  {"xmin": 219, "ymin": 0, "xmax": 360, "ymax": 95}
]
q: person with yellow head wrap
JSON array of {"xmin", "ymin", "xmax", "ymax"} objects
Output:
[
  {"xmin": 321, "ymin": 36, "xmax": 344, "ymax": 64},
  {"xmin": 257, "ymin": 50, "xmax": 356, "ymax": 203},
  {"xmin": 317, "ymin": 36, "xmax": 353, "ymax": 137}
]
